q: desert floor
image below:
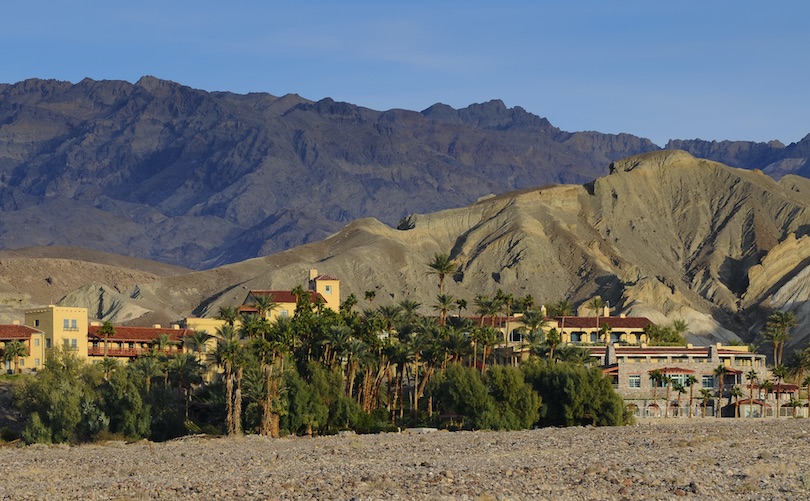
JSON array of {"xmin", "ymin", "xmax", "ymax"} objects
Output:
[{"xmin": 1, "ymin": 419, "xmax": 809, "ymax": 500}]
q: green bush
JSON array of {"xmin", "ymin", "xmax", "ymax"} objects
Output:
[
  {"xmin": 484, "ymin": 365, "xmax": 542, "ymax": 430},
  {"xmin": 429, "ymin": 364, "xmax": 498, "ymax": 430},
  {"xmin": 522, "ymin": 360, "xmax": 625, "ymax": 426}
]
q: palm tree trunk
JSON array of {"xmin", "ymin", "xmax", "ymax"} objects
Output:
[
  {"xmin": 234, "ymin": 366, "xmax": 243, "ymax": 435},
  {"xmin": 225, "ymin": 362, "xmax": 234, "ymax": 435}
]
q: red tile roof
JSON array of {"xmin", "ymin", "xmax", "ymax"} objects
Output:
[
  {"xmin": 88, "ymin": 325, "xmax": 190, "ymax": 343},
  {"xmin": 313, "ymin": 274, "xmax": 339, "ymax": 281},
  {"xmin": 551, "ymin": 316, "xmax": 653, "ymax": 329},
  {"xmin": 0, "ymin": 325, "xmax": 41, "ymax": 341},
  {"xmin": 245, "ymin": 290, "xmax": 324, "ymax": 305}
]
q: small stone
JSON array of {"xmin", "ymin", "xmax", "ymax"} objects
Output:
[
  {"xmin": 622, "ymin": 478, "xmax": 633, "ymax": 487},
  {"xmin": 674, "ymin": 488, "xmax": 687, "ymax": 496}
]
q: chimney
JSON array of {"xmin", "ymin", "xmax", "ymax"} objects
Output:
[
  {"xmin": 12, "ymin": 320, "xmax": 20, "ymax": 325},
  {"xmin": 603, "ymin": 305, "xmax": 610, "ymax": 317},
  {"xmin": 153, "ymin": 324, "xmax": 162, "ymax": 329},
  {"xmin": 540, "ymin": 304, "xmax": 548, "ymax": 317},
  {"xmin": 619, "ymin": 313, "xmax": 626, "ymax": 318},
  {"xmin": 309, "ymin": 269, "xmax": 319, "ymax": 281},
  {"xmin": 90, "ymin": 321, "xmax": 101, "ymax": 327},
  {"xmin": 171, "ymin": 324, "xmax": 180, "ymax": 330}
]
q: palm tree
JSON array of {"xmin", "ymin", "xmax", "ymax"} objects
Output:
[
  {"xmin": 130, "ymin": 353, "xmax": 162, "ymax": 393},
  {"xmin": 730, "ymin": 386, "xmax": 743, "ymax": 418},
  {"xmin": 699, "ymin": 388, "xmax": 712, "ymax": 417},
  {"xmin": 214, "ymin": 324, "xmax": 242, "ymax": 435},
  {"xmin": 495, "ymin": 289, "xmax": 515, "ymax": 346},
  {"xmin": 434, "ymin": 294, "xmax": 455, "ymax": 326},
  {"xmin": 673, "ymin": 383, "xmax": 686, "ymax": 417},
  {"xmin": 765, "ymin": 310, "xmax": 796, "ymax": 366},
  {"xmin": 252, "ymin": 294, "xmax": 279, "ymax": 319},
  {"xmin": 772, "ymin": 364, "xmax": 789, "ymax": 418},
  {"xmin": 217, "ymin": 306, "xmax": 239, "ymax": 326},
  {"xmin": 427, "ymin": 253, "xmax": 457, "ymax": 294},
  {"xmin": 98, "ymin": 320, "xmax": 116, "ymax": 357},
  {"xmin": 587, "ymin": 297, "xmax": 606, "ymax": 343},
  {"xmin": 364, "ymin": 290, "xmax": 377, "ymax": 308},
  {"xmin": 713, "ymin": 365, "xmax": 728, "ymax": 417},
  {"xmin": 685, "ymin": 374, "xmax": 698, "ymax": 418},
  {"xmin": 168, "ymin": 352, "xmax": 203, "ymax": 420},
  {"xmin": 544, "ymin": 328, "xmax": 561, "ymax": 362},
  {"xmin": 519, "ymin": 309, "xmax": 547, "ymax": 350},
  {"xmin": 184, "ymin": 330, "xmax": 212, "ymax": 359},
  {"xmin": 100, "ymin": 356, "xmax": 118, "ymax": 381},
  {"xmin": 2, "ymin": 340, "xmax": 28, "ymax": 374},
  {"xmin": 663, "ymin": 375, "xmax": 673, "ymax": 418},
  {"xmin": 649, "ymin": 369, "xmax": 665, "ymax": 417},
  {"xmin": 398, "ymin": 299, "xmax": 422, "ymax": 323},
  {"xmin": 759, "ymin": 380, "xmax": 774, "ymax": 418},
  {"xmin": 745, "ymin": 369, "xmax": 759, "ymax": 418},
  {"xmin": 455, "ymin": 298, "xmax": 467, "ymax": 318}
]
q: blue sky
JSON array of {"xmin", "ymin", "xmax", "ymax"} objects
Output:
[{"xmin": 3, "ymin": 1, "xmax": 808, "ymax": 146}]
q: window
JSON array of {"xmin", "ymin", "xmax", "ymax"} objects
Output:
[
  {"xmin": 324, "ymin": 285, "xmax": 332, "ymax": 294},
  {"xmin": 63, "ymin": 339, "xmax": 70, "ymax": 348},
  {"xmin": 46, "ymin": 338, "xmax": 51, "ymax": 349},
  {"xmin": 702, "ymin": 375, "xmax": 714, "ymax": 388},
  {"xmin": 34, "ymin": 338, "xmax": 40, "ymax": 347},
  {"xmin": 71, "ymin": 338, "xmax": 78, "ymax": 349},
  {"xmin": 19, "ymin": 359, "xmax": 24, "ymax": 367},
  {"xmin": 63, "ymin": 319, "xmax": 70, "ymax": 330},
  {"xmin": 669, "ymin": 374, "xmax": 687, "ymax": 386},
  {"xmin": 71, "ymin": 319, "xmax": 78, "ymax": 330},
  {"xmin": 35, "ymin": 358, "xmax": 40, "ymax": 366},
  {"xmin": 34, "ymin": 319, "xmax": 40, "ymax": 327},
  {"xmin": 279, "ymin": 310, "xmax": 289, "ymax": 318},
  {"xmin": 629, "ymin": 375, "xmax": 641, "ymax": 388}
]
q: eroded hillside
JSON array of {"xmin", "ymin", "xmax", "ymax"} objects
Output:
[{"xmin": 54, "ymin": 150, "xmax": 809, "ymax": 351}]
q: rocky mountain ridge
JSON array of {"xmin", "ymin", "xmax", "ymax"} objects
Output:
[
  {"xmin": 32, "ymin": 150, "xmax": 809, "ymax": 355},
  {"xmin": 2, "ymin": 77, "xmax": 808, "ymax": 269}
]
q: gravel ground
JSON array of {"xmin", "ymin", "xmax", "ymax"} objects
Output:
[{"xmin": 1, "ymin": 419, "xmax": 809, "ymax": 500}]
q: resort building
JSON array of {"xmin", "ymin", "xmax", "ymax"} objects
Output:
[
  {"xmin": 87, "ymin": 323, "xmax": 190, "ymax": 361},
  {"xmin": 0, "ymin": 323, "xmax": 45, "ymax": 373}
]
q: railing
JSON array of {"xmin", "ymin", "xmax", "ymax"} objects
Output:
[{"xmin": 87, "ymin": 346, "xmax": 179, "ymax": 357}]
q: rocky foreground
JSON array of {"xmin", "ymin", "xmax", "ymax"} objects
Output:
[{"xmin": 1, "ymin": 419, "xmax": 809, "ymax": 500}]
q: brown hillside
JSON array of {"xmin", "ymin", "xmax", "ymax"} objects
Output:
[{"xmin": 62, "ymin": 150, "xmax": 809, "ymax": 350}]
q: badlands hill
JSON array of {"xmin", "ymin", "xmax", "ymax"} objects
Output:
[
  {"xmin": 44, "ymin": 150, "xmax": 810, "ymax": 353},
  {"xmin": 3, "ymin": 77, "xmax": 809, "ymax": 270}
]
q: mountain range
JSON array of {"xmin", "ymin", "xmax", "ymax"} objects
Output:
[
  {"xmin": 1, "ymin": 77, "xmax": 808, "ymax": 270},
  {"xmin": 3, "ymin": 150, "xmax": 800, "ymax": 356}
]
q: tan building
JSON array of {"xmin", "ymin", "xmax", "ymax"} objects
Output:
[
  {"xmin": 594, "ymin": 343, "xmax": 793, "ymax": 418},
  {"xmin": 25, "ymin": 305, "xmax": 89, "ymax": 359},
  {"xmin": 0, "ymin": 323, "xmax": 45, "ymax": 373},
  {"xmin": 240, "ymin": 268, "xmax": 340, "ymax": 320},
  {"xmin": 87, "ymin": 323, "xmax": 190, "ymax": 362}
]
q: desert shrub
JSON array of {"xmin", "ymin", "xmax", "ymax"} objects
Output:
[
  {"xmin": 484, "ymin": 365, "xmax": 542, "ymax": 430},
  {"xmin": 429, "ymin": 364, "xmax": 498, "ymax": 430},
  {"xmin": 0, "ymin": 426, "xmax": 18, "ymax": 442},
  {"xmin": 522, "ymin": 360, "xmax": 625, "ymax": 426}
]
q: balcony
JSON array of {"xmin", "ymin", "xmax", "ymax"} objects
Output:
[{"xmin": 87, "ymin": 346, "xmax": 178, "ymax": 358}]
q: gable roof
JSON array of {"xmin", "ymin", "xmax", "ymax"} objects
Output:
[
  {"xmin": 244, "ymin": 290, "xmax": 324, "ymax": 305},
  {"xmin": 88, "ymin": 325, "xmax": 190, "ymax": 343},
  {"xmin": 0, "ymin": 325, "xmax": 42, "ymax": 341},
  {"xmin": 313, "ymin": 274, "xmax": 339, "ymax": 281}
]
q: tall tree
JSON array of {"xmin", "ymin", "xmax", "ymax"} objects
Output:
[
  {"xmin": 2, "ymin": 339, "xmax": 28, "ymax": 374},
  {"xmin": 745, "ymin": 369, "xmax": 758, "ymax": 418},
  {"xmin": 217, "ymin": 306, "xmax": 239, "ymax": 327},
  {"xmin": 699, "ymin": 388, "xmax": 712, "ymax": 418},
  {"xmin": 764, "ymin": 311, "xmax": 796, "ymax": 366},
  {"xmin": 684, "ymin": 374, "xmax": 698, "ymax": 418},
  {"xmin": 252, "ymin": 294, "xmax": 279, "ymax": 320},
  {"xmin": 98, "ymin": 321, "xmax": 116, "ymax": 357},
  {"xmin": 587, "ymin": 297, "xmax": 606, "ymax": 343},
  {"xmin": 427, "ymin": 253, "xmax": 457, "ymax": 295},
  {"xmin": 649, "ymin": 369, "xmax": 665, "ymax": 417},
  {"xmin": 772, "ymin": 364, "xmax": 789, "ymax": 418},
  {"xmin": 730, "ymin": 386, "xmax": 743, "ymax": 418},
  {"xmin": 434, "ymin": 294, "xmax": 455, "ymax": 326},
  {"xmin": 713, "ymin": 365, "xmax": 728, "ymax": 418}
]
